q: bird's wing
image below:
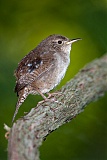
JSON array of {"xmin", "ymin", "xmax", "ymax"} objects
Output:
[{"xmin": 14, "ymin": 50, "xmax": 55, "ymax": 94}]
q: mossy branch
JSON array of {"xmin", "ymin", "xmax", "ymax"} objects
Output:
[{"xmin": 8, "ymin": 53, "xmax": 107, "ymax": 160}]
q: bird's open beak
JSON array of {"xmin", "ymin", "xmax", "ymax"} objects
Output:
[{"xmin": 66, "ymin": 38, "xmax": 82, "ymax": 44}]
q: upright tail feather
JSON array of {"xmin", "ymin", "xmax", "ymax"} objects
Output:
[{"xmin": 12, "ymin": 88, "xmax": 29, "ymax": 123}]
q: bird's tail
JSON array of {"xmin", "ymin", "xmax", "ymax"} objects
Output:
[{"xmin": 12, "ymin": 88, "xmax": 29, "ymax": 123}]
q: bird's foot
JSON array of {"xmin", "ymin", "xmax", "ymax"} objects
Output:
[
  {"xmin": 38, "ymin": 97, "xmax": 57, "ymax": 104},
  {"xmin": 38, "ymin": 92, "xmax": 62, "ymax": 104},
  {"xmin": 47, "ymin": 91, "xmax": 62, "ymax": 98}
]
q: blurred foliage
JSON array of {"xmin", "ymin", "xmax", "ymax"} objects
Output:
[{"xmin": 0, "ymin": 0, "xmax": 107, "ymax": 159}]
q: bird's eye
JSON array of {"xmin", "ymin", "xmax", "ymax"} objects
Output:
[{"xmin": 58, "ymin": 40, "xmax": 62, "ymax": 44}]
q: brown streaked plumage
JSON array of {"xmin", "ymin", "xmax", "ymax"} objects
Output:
[{"xmin": 13, "ymin": 34, "xmax": 81, "ymax": 122}]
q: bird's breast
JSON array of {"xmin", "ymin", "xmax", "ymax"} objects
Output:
[{"xmin": 54, "ymin": 53, "xmax": 70, "ymax": 86}]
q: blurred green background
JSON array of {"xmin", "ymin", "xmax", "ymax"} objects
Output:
[{"xmin": 0, "ymin": 0, "xmax": 107, "ymax": 159}]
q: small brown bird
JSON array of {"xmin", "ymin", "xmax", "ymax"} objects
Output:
[{"xmin": 13, "ymin": 34, "xmax": 81, "ymax": 122}]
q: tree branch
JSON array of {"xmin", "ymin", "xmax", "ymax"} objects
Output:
[{"xmin": 8, "ymin": 53, "xmax": 107, "ymax": 160}]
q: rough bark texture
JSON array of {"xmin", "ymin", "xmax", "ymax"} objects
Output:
[{"xmin": 8, "ymin": 54, "xmax": 107, "ymax": 160}]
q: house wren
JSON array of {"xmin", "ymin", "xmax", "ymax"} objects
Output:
[{"xmin": 12, "ymin": 34, "xmax": 81, "ymax": 122}]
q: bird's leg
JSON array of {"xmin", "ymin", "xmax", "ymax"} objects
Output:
[{"xmin": 35, "ymin": 87, "xmax": 47, "ymax": 100}]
